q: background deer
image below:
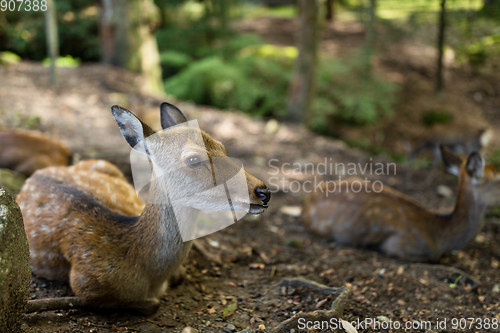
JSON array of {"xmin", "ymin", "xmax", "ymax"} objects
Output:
[
  {"xmin": 302, "ymin": 147, "xmax": 499, "ymax": 261},
  {"xmin": 0, "ymin": 129, "xmax": 71, "ymax": 176},
  {"xmin": 17, "ymin": 102, "xmax": 270, "ymax": 315},
  {"xmin": 403, "ymin": 127, "xmax": 492, "ymax": 188}
]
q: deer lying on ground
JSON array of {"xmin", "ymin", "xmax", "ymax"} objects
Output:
[
  {"xmin": 0, "ymin": 129, "xmax": 71, "ymax": 176},
  {"xmin": 17, "ymin": 102, "xmax": 270, "ymax": 315},
  {"xmin": 404, "ymin": 127, "xmax": 492, "ymax": 188},
  {"xmin": 302, "ymin": 147, "xmax": 499, "ymax": 261}
]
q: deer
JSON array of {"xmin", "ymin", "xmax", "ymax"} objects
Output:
[
  {"xmin": 0, "ymin": 129, "xmax": 71, "ymax": 176},
  {"xmin": 17, "ymin": 102, "xmax": 271, "ymax": 315},
  {"xmin": 404, "ymin": 127, "xmax": 492, "ymax": 188},
  {"xmin": 302, "ymin": 146, "xmax": 500, "ymax": 261}
]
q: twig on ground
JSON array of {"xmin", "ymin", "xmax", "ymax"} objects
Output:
[
  {"xmin": 193, "ymin": 239, "xmax": 223, "ymax": 265},
  {"xmin": 26, "ymin": 296, "xmax": 85, "ymax": 313},
  {"xmin": 273, "ymin": 277, "xmax": 352, "ymax": 333}
]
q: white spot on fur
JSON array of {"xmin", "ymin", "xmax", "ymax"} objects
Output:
[{"xmin": 40, "ymin": 224, "xmax": 53, "ymax": 233}]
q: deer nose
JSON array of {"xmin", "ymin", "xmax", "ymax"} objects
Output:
[{"xmin": 254, "ymin": 186, "xmax": 271, "ymax": 206}]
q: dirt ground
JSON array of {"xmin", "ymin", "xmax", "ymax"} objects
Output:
[{"xmin": 1, "ymin": 16, "xmax": 500, "ymax": 333}]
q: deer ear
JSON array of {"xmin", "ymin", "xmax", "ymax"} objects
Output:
[
  {"xmin": 111, "ymin": 105, "xmax": 156, "ymax": 154},
  {"xmin": 465, "ymin": 152, "xmax": 484, "ymax": 179},
  {"xmin": 160, "ymin": 102, "xmax": 187, "ymax": 129},
  {"xmin": 440, "ymin": 145, "xmax": 462, "ymax": 176}
]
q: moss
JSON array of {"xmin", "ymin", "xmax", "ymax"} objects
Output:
[{"xmin": 0, "ymin": 188, "xmax": 31, "ymax": 332}]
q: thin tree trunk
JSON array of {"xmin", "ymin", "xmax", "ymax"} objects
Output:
[
  {"xmin": 325, "ymin": 0, "xmax": 334, "ymax": 22},
  {"xmin": 363, "ymin": 0, "xmax": 376, "ymax": 75},
  {"xmin": 436, "ymin": 0, "xmax": 446, "ymax": 94},
  {"xmin": 44, "ymin": 0, "xmax": 58, "ymax": 84},
  {"xmin": 286, "ymin": 0, "xmax": 319, "ymax": 122}
]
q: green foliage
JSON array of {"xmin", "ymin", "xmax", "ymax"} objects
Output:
[
  {"xmin": 310, "ymin": 54, "xmax": 398, "ymax": 132},
  {"xmin": 164, "ymin": 55, "xmax": 291, "ymax": 116},
  {"xmin": 156, "ymin": 22, "xmax": 262, "ymax": 60},
  {"xmin": 421, "ymin": 110, "xmax": 454, "ymax": 127},
  {"xmin": 1, "ymin": 0, "xmax": 99, "ymax": 61},
  {"xmin": 42, "ymin": 55, "xmax": 81, "ymax": 68},
  {"xmin": 456, "ymin": 34, "xmax": 500, "ymax": 67},
  {"xmin": 158, "ymin": 2, "xmax": 291, "ymax": 117},
  {"xmin": 0, "ymin": 51, "xmax": 21, "ymax": 65},
  {"xmin": 160, "ymin": 51, "xmax": 193, "ymax": 77}
]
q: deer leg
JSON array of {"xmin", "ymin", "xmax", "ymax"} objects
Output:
[
  {"xmin": 169, "ymin": 265, "xmax": 186, "ymax": 287},
  {"xmin": 381, "ymin": 234, "xmax": 433, "ymax": 262},
  {"xmin": 126, "ymin": 298, "xmax": 161, "ymax": 316}
]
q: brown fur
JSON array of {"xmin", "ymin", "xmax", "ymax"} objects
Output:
[
  {"xmin": 0, "ymin": 130, "xmax": 71, "ymax": 176},
  {"xmin": 302, "ymin": 149, "xmax": 500, "ymax": 261}
]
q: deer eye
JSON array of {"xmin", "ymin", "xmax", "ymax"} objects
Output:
[{"xmin": 185, "ymin": 156, "xmax": 203, "ymax": 167}]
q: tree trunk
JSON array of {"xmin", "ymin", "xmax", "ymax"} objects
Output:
[
  {"xmin": 44, "ymin": 0, "xmax": 58, "ymax": 85},
  {"xmin": 100, "ymin": 0, "xmax": 163, "ymax": 96},
  {"xmin": 363, "ymin": 0, "xmax": 376, "ymax": 75},
  {"xmin": 286, "ymin": 0, "xmax": 319, "ymax": 122},
  {"xmin": 436, "ymin": 0, "xmax": 446, "ymax": 94},
  {"xmin": 325, "ymin": 0, "xmax": 334, "ymax": 22}
]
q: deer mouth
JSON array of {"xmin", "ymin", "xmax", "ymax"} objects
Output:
[{"xmin": 249, "ymin": 204, "xmax": 268, "ymax": 214}]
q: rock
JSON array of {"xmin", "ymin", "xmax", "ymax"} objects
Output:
[
  {"xmin": 181, "ymin": 327, "xmax": 199, "ymax": 333},
  {"xmin": 437, "ymin": 185, "xmax": 454, "ymax": 198},
  {"xmin": 226, "ymin": 323, "xmax": 236, "ymax": 331},
  {"xmin": 0, "ymin": 188, "xmax": 31, "ymax": 332},
  {"xmin": 0, "ymin": 169, "xmax": 27, "ymax": 198},
  {"xmin": 233, "ymin": 312, "xmax": 251, "ymax": 328}
]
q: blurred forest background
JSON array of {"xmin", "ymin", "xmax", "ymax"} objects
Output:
[{"xmin": 1, "ymin": 0, "xmax": 500, "ymax": 163}]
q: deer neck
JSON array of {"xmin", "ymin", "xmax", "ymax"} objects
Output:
[
  {"xmin": 128, "ymin": 171, "xmax": 198, "ymax": 278},
  {"xmin": 440, "ymin": 177, "xmax": 487, "ymax": 252}
]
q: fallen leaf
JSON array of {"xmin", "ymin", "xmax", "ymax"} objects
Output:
[
  {"xmin": 222, "ymin": 303, "xmax": 237, "ymax": 318},
  {"xmin": 315, "ymin": 298, "xmax": 328, "ymax": 308},
  {"xmin": 377, "ymin": 316, "xmax": 390, "ymax": 322},
  {"xmin": 341, "ymin": 319, "xmax": 358, "ymax": 333},
  {"xmin": 419, "ymin": 278, "xmax": 428, "ymax": 285}
]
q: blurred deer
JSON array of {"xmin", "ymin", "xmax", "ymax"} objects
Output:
[
  {"xmin": 17, "ymin": 102, "xmax": 270, "ymax": 315},
  {"xmin": 0, "ymin": 129, "xmax": 71, "ymax": 176},
  {"xmin": 302, "ymin": 147, "xmax": 499, "ymax": 261},
  {"xmin": 404, "ymin": 127, "xmax": 492, "ymax": 188}
]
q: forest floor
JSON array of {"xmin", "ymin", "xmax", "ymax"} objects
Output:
[{"xmin": 1, "ymin": 15, "xmax": 500, "ymax": 333}]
